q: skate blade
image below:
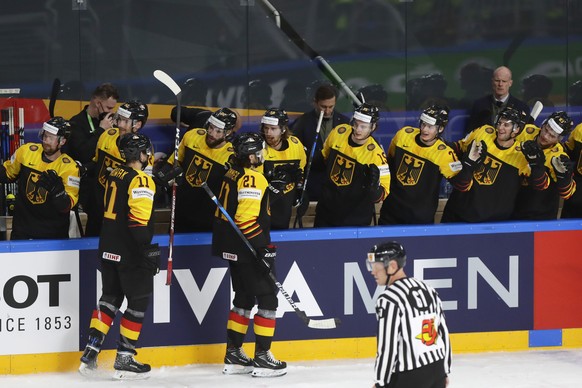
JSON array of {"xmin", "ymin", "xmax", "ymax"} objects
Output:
[
  {"xmin": 78, "ymin": 363, "xmax": 98, "ymax": 377},
  {"xmin": 112, "ymin": 370, "xmax": 151, "ymax": 380},
  {"xmin": 223, "ymin": 364, "xmax": 253, "ymax": 375},
  {"xmin": 251, "ymin": 367, "xmax": 287, "ymax": 377}
]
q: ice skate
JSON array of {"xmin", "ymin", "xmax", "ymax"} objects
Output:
[
  {"xmin": 223, "ymin": 347, "xmax": 253, "ymax": 375},
  {"xmin": 112, "ymin": 351, "xmax": 151, "ymax": 380},
  {"xmin": 78, "ymin": 335, "xmax": 102, "ymax": 376},
  {"xmin": 252, "ymin": 350, "xmax": 287, "ymax": 377}
]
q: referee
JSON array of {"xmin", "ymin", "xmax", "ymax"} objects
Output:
[{"xmin": 366, "ymin": 241, "xmax": 451, "ymax": 388}]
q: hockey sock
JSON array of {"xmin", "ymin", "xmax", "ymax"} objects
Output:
[
  {"xmin": 226, "ymin": 309, "xmax": 250, "ymax": 348},
  {"xmin": 89, "ymin": 308, "xmax": 115, "ymax": 335},
  {"xmin": 254, "ymin": 310, "xmax": 276, "ymax": 352},
  {"xmin": 118, "ymin": 307, "xmax": 145, "ymax": 351}
]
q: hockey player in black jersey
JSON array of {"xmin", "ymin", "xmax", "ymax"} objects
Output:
[
  {"xmin": 212, "ymin": 132, "xmax": 289, "ymax": 377},
  {"xmin": 442, "ymin": 106, "xmax": 549, "ymax": 223},
  {"xmin": 367, "ymin": 241, "xmax": 451, "ymax": 388},
  {"xmin": 379, "ymin": 105, "xmax": 463, "ymax": 224},
  {"xmin": 79, "ymin": 133, "xmax": 159, "ymax": 380},
  {"xmin": 512, "ymin": 111, "xmax": 575, "ymax": 219},
  {"xmin": 84, "ymin": 99, "xmax": 152, "ymax": 236},
  {"xmin": 155, "ymin": 107, "xmax": 238, "ymax": 232},
  {"xmin": 314, "ymin": 103, "xmax": 390, "ymax": 227},
  {"xmin": 0, "ymin": 116, "xmax": 80, "ymax": 239},
  {"xmin": 258, "ymin": 108, "xmax": 306, "ymax": 229}
]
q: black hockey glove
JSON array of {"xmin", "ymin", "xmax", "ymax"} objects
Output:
[
  {"xmin": 257, "ymin": 245, "xmax": 276, "ymax": 275},
  {"xmin": 153, "ymin": 163, "xmax": 184, "ymax": 187},
  {"xmin": 462, "ymin": 140, "xmax": 487, "ymax": 169},
  {"xmin": 552, "ymin": 154, "xmax": 574, "ymax": 181},
  {"xmin": 37, "ymin": 170, "xmax": 66, "ymax": 197},
  {"xmin": 267, "ymin": 166, "xmax": 294, "ymax": 196},
  {"xmin": 142, "ymin": 243, "xmax": 161, "ymax": 276},
  {"xmin": 365, "ymin": 164, "xmax": 380, "ymax": 192},
  {"xmin": 521, "ymin": 140, "xmax": 546, "ymax": 168}
]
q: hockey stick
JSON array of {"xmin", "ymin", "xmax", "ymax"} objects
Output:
[
  {"xmin": 530, "ymin": 100, "xmax": 543, "ymax": 121},
  {"xmin": 202, "ymin": 182, "xmax": 341, "ymax": 330},
  {"xmin": 48, "ymin": 78, "xmax": 60, "ymax": 118},
  {"xmin": 293, "ymin": 109, "xmax": 323, "ymax": 228},
  {"xmin": 259, "ymin": 0, "xmax": 362, "ymax": 106},
  {"xmin": 153, "ymin": 70, "xmax": 182, "ymax": 286}
]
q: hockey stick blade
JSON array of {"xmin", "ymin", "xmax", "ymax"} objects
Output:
[
  {"xmin": 153, "ymin": 70, "xmax": 182, "ymax": 96},
  {"xmin": 202, "ymin": 182, "xmax": 341, "ymax": 329},
  {"xmin": 530, "ymin": 101, "xmax": 543, "ymax": 121}
]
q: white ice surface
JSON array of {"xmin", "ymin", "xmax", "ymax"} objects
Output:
[{"xmin": 0, "ymin": 349, "xmax": 581, "ymax": 387}]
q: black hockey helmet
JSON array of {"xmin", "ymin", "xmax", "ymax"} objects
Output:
[
  {"xmin": 366, "ymin": 241, "xmax": 407, "ymax": 271},
  {"xmin": 543, "ymin": 111, "xmax": 573, "ymax": 137},
  {"xmin": 495, "ymin": 107, "xmax": 527, "ymax": 133},
  {"xmin": 206, "ymin": 107, "xmax": 238, "ymax": 132},
  {"xmin": 117, "ymin": 100, "xmax": 149, "ymax": 125},
  {"xmin": 353, "ymin": 103, "xmax": 380, "ymax": 125},
  {"xmin": 40, "ymin": 116, "xmax": 72, "ymax": 140},
  {"xmin": 261, "ymin": 108, "xmax": 289, "ymax": 128},
  {"xmin": 232, "ymin": 132, "xmax": 265, "ymax": 158},
  {"xmin": 419, "ymin": 105, "xmax": 450, "ymax": 130},
  {"xmin": 119, "ymin": 133, "xmax": 152, "ymax": 163}
]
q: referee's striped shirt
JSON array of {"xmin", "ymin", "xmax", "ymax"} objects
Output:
[{"xmin": 374, "ymin": 277, "xmax": 452, "ymax": 387}]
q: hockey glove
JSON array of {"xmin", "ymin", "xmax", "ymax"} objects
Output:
[
  {"xmin": 365, "ymin": 164, "xmax": 380, "ymax": 192},
  {"xmin": 257, "ymin": 245, "xmax": 276, "ymax": 275},
  {"xmin": 143, "ymin": 243, "xmax": 161, "ymax": 276},
  {"xmin": 267, "ymin": 166, "xmax": 293, "ymax": 196},
  {"xmin": 37, "ymin": 170, "xmax": 66, "ymax": 197},
  {"xmin": 153, "ymin": 163, "xmax": 184, "ymax": 187},
  {"xmin": 462, "ymin": 140, "xmax": 487, "ymax": 169},
  {"xmin": 552, "ymin": 154, "xmax": 574, "ymax": 181},
  {"xmin": 521, "ymin": 140, "xmax": 546, "ymax": 168}
]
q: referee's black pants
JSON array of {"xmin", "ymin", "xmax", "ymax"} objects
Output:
[{"xmin": 387, "ymin": 358, "xmax": 446, "ymax": 388}]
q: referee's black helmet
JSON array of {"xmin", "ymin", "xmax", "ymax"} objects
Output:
[{"xmin": 367, "ymin": 241, "xmax": 407, "ymax": 270}]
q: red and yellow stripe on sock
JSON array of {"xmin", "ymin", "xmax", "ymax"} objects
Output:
[
  {"xmin": 120, "ymin": 317, "xmax": 142, "ymax": 341},
  {"xmin": 254, "ymin": 315, "xmax": 276, "ymax": 338},
  {"xmin": 227, "ymin": 311, "xmax": 250, "ymax": 335},
  {"xmin": 89, "ymin": 309, "xmax": 114, "ymax": 335}
]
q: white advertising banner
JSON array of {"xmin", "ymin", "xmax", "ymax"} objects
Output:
[{"xmin": 0, "ymin": 250, "xmax": 79, "ymax": 355}]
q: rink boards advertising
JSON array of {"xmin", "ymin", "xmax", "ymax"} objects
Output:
[{"xmin": 1, "ymin": 221, "xmax": 582, "ymax": 370}]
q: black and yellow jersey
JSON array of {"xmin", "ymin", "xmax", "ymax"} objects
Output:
[
  {"xmin": 92, "ymin": 128, "xmax": 155, "ymax": 226},
  {"xmin": 556, "ymin": 122, "xmax": 582, "ymax": 218},
  {"xmin": 258, "ymin": 135, "xmax": 306, "ymax": 229},
  {"xmin": 380, "ymin": 126, "xmax": 461, "ymax": 224},
  {"xmin": 1, "ymin": 143, "xmax": 80, "ymax": 239},
  {"xmin": 166, "ymin": 128, "xmax": 234, "ymax": 232},
  {"xmin": 99, "ymin": 164, "xmax": 155, "ymax": 265},
  {"xmin": 211, "ymin": 165, "xmax": 270, "ymax": 264},
  {"xmin": 315, "ymin": 124, "xmax": 390, "ymax": 227},
  {"xmin": 442, "ymin": 125, "xmax": 548, "ymax": 223},
  {"xmin": 512, "ymin": 125, "xmax": 575, "ymax": 220}
]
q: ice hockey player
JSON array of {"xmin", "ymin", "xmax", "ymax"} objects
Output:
[
  {"xmin": 211, "ymin": 132, "xmax": 290, "ymax": 377},
  {"xmin": 79, "ymin": 133, "xmax": 159, "ymax": 380}
]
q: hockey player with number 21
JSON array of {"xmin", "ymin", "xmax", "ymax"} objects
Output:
[
  {"xmin": 212, "ymin": 132, "xmax": 292, "ymax": 377},
  {"xmin": 367, "ymin": 241, "xmax": 451, "ymax": 388},
  {"xmin": 79, "ymin": 133, "xmax": 160, "ymax": 380}
]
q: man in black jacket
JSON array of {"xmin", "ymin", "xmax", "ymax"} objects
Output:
[
  {"xmin": 290, "ymin": 83, "xmax": 349, "ymax": 201},
  {"xmin": 465, "ymin": 66, "xmax": 529, "ymax": 134}
]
